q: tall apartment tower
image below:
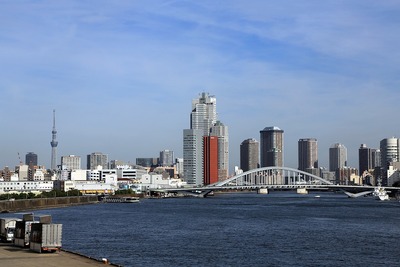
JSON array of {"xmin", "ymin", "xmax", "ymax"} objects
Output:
[
  {"xmin": 358, "ymin": 144, "xmax": 376, "ymax": 175},
  {"xmin": 183, "ymin": 129, "xmax": 204, "ymax": 185},
  {"xmin": 159, "ymin": 150, "xmax": 174, "ymax": 166},
  {"xmin": 203, "ymin": 136, "xmax": 219, "ymax": 185},
  {"xmin": 380, "ymin": 137, "xmax": 400, "ymax": 185},
  {"xmin": 329, "ymin": 143, "xmax": 347, "ymax": 172},
  {"xmin": 298, "ymin": 138, "xmax": 318, "ymax": 172},
  {"xmin": 373, "ymin": 149, "xmax": 381, "ymax": 168},
  {"xmin": 190, "ymin": 92, "xmax": 217, "ymax": 135},
  {"xmin": 183, "ymin": 92, "xmax": 228, "ymax": 185},
  {"xmin": 61, "ymin": 155, "xmax": 81, "ymax": 171},
  {"xmin": 210, "ymin": 121, "xmax": 229, "ymax": 181},
  {"xmin": 240, "ymin": 138, "xmax": 259, "ymax": 172},
  {"xmin": 380, "ymin": 138, "xmax": 399, "ymax": 167},
  {"xmin": 87, "ymin": 152, "xmax": 108, "ymax": 170},
  {"xmin": 260, "ymin": 126, "xmax": 284, "ymax": 167},
  {"xmin": 50, "ymin": 109, "xmax": 58, "ymax": 171},
  {"xmin": 25, "ymin": 152, "xmax": 38, "ymax": 166}
]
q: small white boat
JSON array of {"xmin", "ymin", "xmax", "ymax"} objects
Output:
[{"xmin": 373, "ymin": 187, "xmax": 389, "ymax": 201}]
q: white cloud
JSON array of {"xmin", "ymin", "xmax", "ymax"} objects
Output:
[{"xmin": 0, "ymin": 0, "xmax": 399, "ymax": 170}]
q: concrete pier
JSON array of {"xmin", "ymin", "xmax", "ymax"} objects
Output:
[{"xmin": 0, "ymin": 244, "xmax": 118, "ymax": 267}]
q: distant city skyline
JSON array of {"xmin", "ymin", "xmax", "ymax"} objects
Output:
[
  {"xmin": 0, "ymin": 1, "xmax": 399, "ymax": 172},
  {"xmin": 2, "ymin": 107, "xmax": 397, "ymax": 175}
]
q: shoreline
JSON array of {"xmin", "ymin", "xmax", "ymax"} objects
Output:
[
  {"xmin": 0, "ymin": 195, "xmax": 99, "ymax": 213},
  {"xmin": 0, "ymin": 243, "xmax": 122, "ymax": 266}
]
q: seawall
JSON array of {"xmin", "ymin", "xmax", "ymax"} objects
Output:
[{"xmin": 0, "ymin": 196, "xmax": 99, "ymax": 212}]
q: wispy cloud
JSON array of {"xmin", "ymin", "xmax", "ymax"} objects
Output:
[{"xmin": 0, "ymin": 0, "xmax": 399, "ymax": 169}]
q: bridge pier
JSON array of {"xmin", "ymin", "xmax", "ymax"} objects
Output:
[
  {"xmin": 297, "ymin": 188, "xmax": 308, "ymax": 194},
  {"xmin": 257, "ymin": 188, "xmax": 269, "ymax": 194}
]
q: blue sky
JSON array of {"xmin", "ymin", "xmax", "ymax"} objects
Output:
[{"xmin": 1, "ymin": 0, "xmax": 399, "ymax": 171}]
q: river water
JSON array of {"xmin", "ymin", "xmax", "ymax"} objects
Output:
[{"xmin": 4, "ymin": 192, "xmax": 400, "ymax": 266}]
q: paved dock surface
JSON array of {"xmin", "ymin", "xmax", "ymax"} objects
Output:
[{"xmin": 0, "ymin": 243, "xmax": 113, "ymax": 267}]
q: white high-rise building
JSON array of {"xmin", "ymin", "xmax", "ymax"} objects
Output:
[
  {"xmin": 183, "ymin": 129, "xmax": 204, "ymax": 185},
  {"xmin": 61, "ymin": 155, "xmax": 81, "ymax": 171},
  {"xmin": 380, "ymin": 137, "xmax": 400, "ymax": 185},
  {"xmin": 190, "ymin": 92, "xmax": 217, "ymax": 135},
  {"xmin": 380, "ymin": 138, "xmax": 399, "ymax": 167},
  {"xmin": 183, "ymin": 92, "xmax": 229, "ymax": 185},
  {"xmin": 184, "ymin": 92, "xmax": 217, "ymax": 185}
]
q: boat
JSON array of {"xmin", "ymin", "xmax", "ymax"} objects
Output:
[
  {"xmin": 102, "ymin": 196, "xmax": 140, "ymax": 203},
  {"xmin": 373, "ymin": 187, "xmax": 389, "ymax": 201}
]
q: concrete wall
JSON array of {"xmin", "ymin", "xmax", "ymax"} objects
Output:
[{"xmin": 0, "ymin": 196, "xmax": 98, "ymax": 212}]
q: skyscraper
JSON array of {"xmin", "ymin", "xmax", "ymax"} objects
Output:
[
  {"xmin": 260, "ymin": 127, "xmax": 284, "ymax": 167},
  {"xmin": 190, "ymin": 92, "xmax": 217, "ymax": 135},
  {"xmin": 203, "ymin": 135, "xmax": 218, "ymax": 185},
  {"xmin": 240, "ymin": 138, "xmax": 259, "ymax": 172},
  {"xmin": 183, "ymin": 92, "xmax": 229, "ymax": 185},
  {"xmin": 210, "ymin": 121, "xmax": 229, "ymax": 181},
  {"xmin": 87, "ymin": 152, "xmax": 108, "ymax": 170},
  {"xmin": 373, "ymin": 149, "xmax": 381, "ymax": 168},
  {"xmin": 183, "ymin": 129, "xmax": 204, "ymax": 185},
  {"xmin": 50, "ymin": 109, "xmax": 58, "ymax": 171},
  {"xmin": 159, "ymin": 150, "xmax": 174, "ymax": 166},
  {"xmin": 380, "ymin": 138, "xmax": 399, "ymax": 168},
  {"xmin": 329, "ymin": 143, "xmax": 347, "ymax": 172},
  {"xmin": 25, "ymin": 152, "xmax": 38, "ymax": 166},
  {"xmin": 380, "ymin": 137, "xmax": 399, "ymax": 185},
  {"xmin": 61, "ymin": 155, "xmax": 81, "ymax": 171},
  {"xmin": 358, "ymin": 144, "xmax": 376, "ymax": 175},
  {"xmin": 298, "ymin": 138, "xmax": 318, "ymax": 172}
]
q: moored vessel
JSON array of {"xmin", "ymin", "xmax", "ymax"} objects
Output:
[
  {"xmin": 102, "ymin": 196, "xmax": 140, "ymax": 203},
  {"xmin": 373, "ymin": 187, "xmax": 389, "ymax": 201}
]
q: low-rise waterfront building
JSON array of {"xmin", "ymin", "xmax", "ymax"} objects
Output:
[
  {"xmin": 137, "ymin": 173, "xmax": 186, "ymax": 191},
  {"xmin": 0, "ymin": 180, "xmax": 54, "ymax": 194},
  {"xmin": 117, "ymin": 168, "xmax": 147, "ymax": 180},
  {"xmin": 33, "ymin": 169, "xmax": 46, "ymax": 181},
  {"xmin": 70, "ymin": 169, "xmax": 88, "ymax": 181},
  {"xmin": 54, "ymin": 176, "xmax": 118, "ymax": 194}
]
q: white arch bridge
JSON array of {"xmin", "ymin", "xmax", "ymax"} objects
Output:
[
  {"xmin": 152, "ymin": 167, "xmax": 399, "ymax": 198},
  {"xmin": 211, "ymin": 166, "xmax": 332, "ymax": 187}
]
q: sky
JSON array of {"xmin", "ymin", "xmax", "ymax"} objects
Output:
[{"xmin": 1, "ymin": 0, "xmax": 400, "ymax": 172}]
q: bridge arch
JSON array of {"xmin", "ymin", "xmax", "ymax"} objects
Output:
[{"xmin": 210, "ymin": 167, "xmax": 332, "ymax": 187}]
